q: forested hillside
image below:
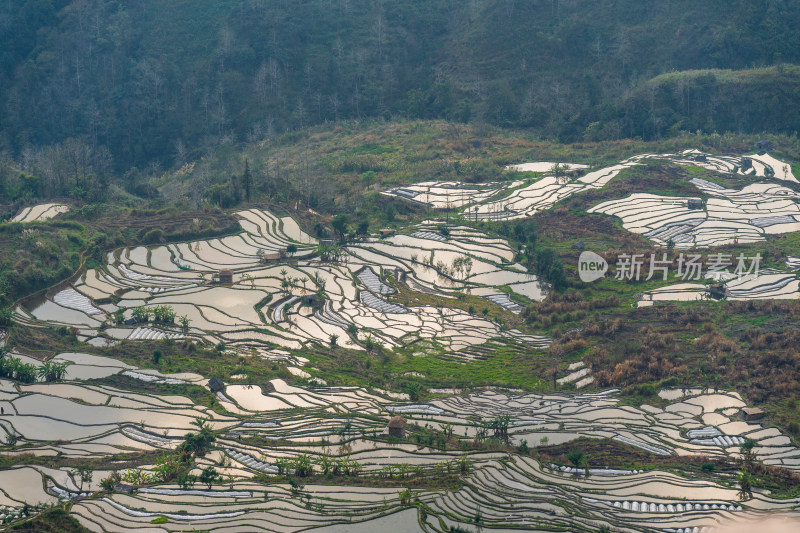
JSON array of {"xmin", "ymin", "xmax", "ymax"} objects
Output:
[{"xmin": 1, "ymin": 0, "xmax": 800, "ymax": 190}]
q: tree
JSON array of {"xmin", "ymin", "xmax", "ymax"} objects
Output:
[
  {"xmin": 331, "ymin": 214, "xmax": 348, "ymax": 242},
  {"xmin": 737, "ymin": 469, "xmax": 753, "ymax": 500},
  {"xmin": 286, "ymin": 243, "xmax": 298, "ymax": 257},
  {"xmin": 550, "ymin": 343, "xmax": 563, "ymax": 391},
  {"xmin": 177, "ymin": 471, "xmax": 197, "ymax": 490},
  {"xmin": 71, "ymin": 466, "xmax": 93, "ymax": 492},
  {"xmin": 567, "ymin": 448, "xmax": 587, "ymax": 472},
  {"xmin": 199, "ymin": 466, "xmax": 219, "ymax": 489},
  {"xmin": 739, "ymin": 438, "xmax": 757, "ymax": 467},
  {"xmin": 242, "ymin": 159, "xmax": 252, "ymax": 201},
  {"xmin": 179, "ymin": 418, "xmax": 216, "ymax": 457},
  {"xmin": 0, "ymin": 307, "xmax": 12, "ymax": 326},
  {"xmin": 403, "ymin": 382, "xmax": 421, "ymax": 402},
  {"xmin": 293, "ymin": 454, "xmax": 314, "ymax": 477},
  {"xmin": 488, "ymin": 414, "xmax": 511, "ymax": 441},
  {"xmin": 38, "ymin": 361, "xmax": 68, "ymax": 382}
]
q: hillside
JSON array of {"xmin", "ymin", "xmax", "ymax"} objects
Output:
[
  {"xmin": 4, "ymin": 3, "xmax": 800, "ymax": 531},
  {"xmin": 2, "ymin": 0, "xmax": 800, "ymax": 178}
]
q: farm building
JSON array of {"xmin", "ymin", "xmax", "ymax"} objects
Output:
[
  {"xmin": 259, "ymin": 250, "xmax": 282, "ymax": 262},
  {"xmin": 208, "ymin": 377, "xmax": 225, "ymax": 393},
  {"xmin": 743, "ymin": 407, "xmax": 765, "ymax": 421},
  {"xmin": 218, "ymin": 269, "xmax": 233, "ymax": 284},
  {"xmin": 757, "ymin": 140, "xmax": 773, "ymax": 153},
  {"xmin": 387, "ymin": 416, "xmax": 407, "ymax": 438}
]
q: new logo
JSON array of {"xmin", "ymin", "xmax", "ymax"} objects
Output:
[{"xmin": 578, "ymin": 251, "xmax": 608, "ymax": 282}]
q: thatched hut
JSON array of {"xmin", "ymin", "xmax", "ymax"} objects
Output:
[
  {"xmin": 208, "ymin": 377, "xmax": 225, "ymax": 393},
  {"xmin": 218, "ymin": 269, "xmax": 234, "ymax": 284},
  {"xmin": 743, "ymin": 407, "xmax": 764, "ymax": 421},
  {"xmin": 387, "ymin": 416, "xmax": 407, "ymax": 438}
]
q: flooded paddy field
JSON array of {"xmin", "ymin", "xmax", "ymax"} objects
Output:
[
  {"xmin": 4, "ymin": 151, "xmax": 800, "ymax": 531},
  {"xmin": 1, "ymin": 356, "xmax": 798, "ymax": 532},
  {"xmin": 11, "ymin": 203, "xmax": 70, "ymax": 223},
  {"xmin": 13, "ymin": 208, "xmax": 550, "ymax": 356},
  {"xmin": 384, "ymin": 150, "xmax": 798, "ymax": 235}
]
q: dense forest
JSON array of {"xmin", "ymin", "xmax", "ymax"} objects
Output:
[{"xmin": 1, "ymin": 0, "xmax": 800, "ymax": 201}]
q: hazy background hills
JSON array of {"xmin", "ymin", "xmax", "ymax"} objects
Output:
[{"xmin": 1, "ymin": 0, "xmax": 799, "ymax": 197}]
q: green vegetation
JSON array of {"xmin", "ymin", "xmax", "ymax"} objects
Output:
[
  {"xmin": 3, "ymin": 1, "xmax": 800, "ymax": 181},
  {"xmin": 8, "ymin": 507, "xmax": 91, "ymax": 533},
  {"xmin": 3, "ymin": 4, "xmax": 800, "ymax": 530},
  {"xmin": 0, "ymin": 205, "xmax": 239, "ymax": 307}
]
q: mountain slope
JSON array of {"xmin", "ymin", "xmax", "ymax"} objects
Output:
[{"xmin": 1, "ymin": 0, "xmax": 799, "ymax": 172}]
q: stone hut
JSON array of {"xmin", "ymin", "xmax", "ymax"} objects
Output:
[
  {"xmin": 387, "ymin": 416, "xmax": 407, "ymax": 438},
  {"xmin": 743, "ymin": 407, "xmax": 765, "ymax": 421},
  {"xmin": 218, "ymin": 269, "xmax": 233, "ymax": 284},
  {"xmin": 379, "ymin": 228, "xmax": 395, "ymax": 239},
  {"xmin": 114, "ymin": 483, "xmax": 134, "ymax": 494},
  {"xmin": 741, "ymin": 156, "xmax": 753, "ymax": 170},
  {"xmin": 687, "ymin": 198, "xmax": 703, "ymax": 210},
  {"xmin": 757, "ymin": 140, "xmax": 773, "ymax": 153},
  {"xmin": 208, "ymin": 377, "xmax": 225, "ymax": 393}
]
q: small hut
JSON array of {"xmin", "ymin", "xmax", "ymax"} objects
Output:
[
  {"xmin": 708, "ymin": 284, "xmax": 727, "ymax": 300},
  {"xmin": 379, "ymin": 229, "xmax": 395, "ymax": 239},
  {"xmin": 687, "ymin": 198, "xmax": 703, "ymax": 210},
  {"xmin": 218, "ymin": 269, "xmax": 233, "ymax": 284},
  {"xmin": 259, "ymin": 251, "xmax": 282, "ymax": 263},
  {"xmin": 743, "ymin": 407, "xmax": 765, "ymax": 421},
  {"xmin": 387, "ymin": 416, "xmax": 407, "ymax": 438},
  {"xmin": 741, "ymin": 156, "xmax": 753, "ymax": 170},
  {"xmin": 757, "ymin": 140, "xmax": 773, "ymax": 153},
  {"xmin": 208, "ymin": 377, "xmax": 225, "ymax": 393}
]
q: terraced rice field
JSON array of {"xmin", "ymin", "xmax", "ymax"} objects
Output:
[
  {"xmin": 384, "ymin": 151, "xmax": 799, "ymax": 233},
  {"xmin": 1, "ymin": 355, "xmax": 799, "ymax": 532},
  {"xmin": 638, "ymin": 270, "xmax": 800, "ymax": 307},
  {"xmin": 14, "ymin": 209, "xmax": 549, "ymax": 355},
  {"xmin": 11, "ymin": 203, "xmax": 70, "ymax": 223},
  {"xmin": 589, "ymin": 178, "xmax": 800, "ymax": 248},
  {"xmin": 5, "ymin": 153, "xmax": 800, "ymax": 531}
]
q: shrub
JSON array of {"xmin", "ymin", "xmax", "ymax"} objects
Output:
[
  {"xmin": 100, "ymin": 471, "xmax": 121, "ymax": 491},
  {"xmin": 516, "ymin": 439, "xmax": 529, "ymax": 455},
  {"xmin": 37, "ymin": 361, "xmax": 68, "ymax": 382},
  {"xmin": 567, "ymin": 448, "xmax": 586, "ymax": 469},
  {"xmin": 701, "ymin": 461, "xmax": 715, "ymax": 472},
  {"xmin": 142, "ymin": 228, "xmax": 165, "ymax": 244},
  {"xmin": 199, "ymin": 466, "xmax": 218, "ymax": 489}
]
